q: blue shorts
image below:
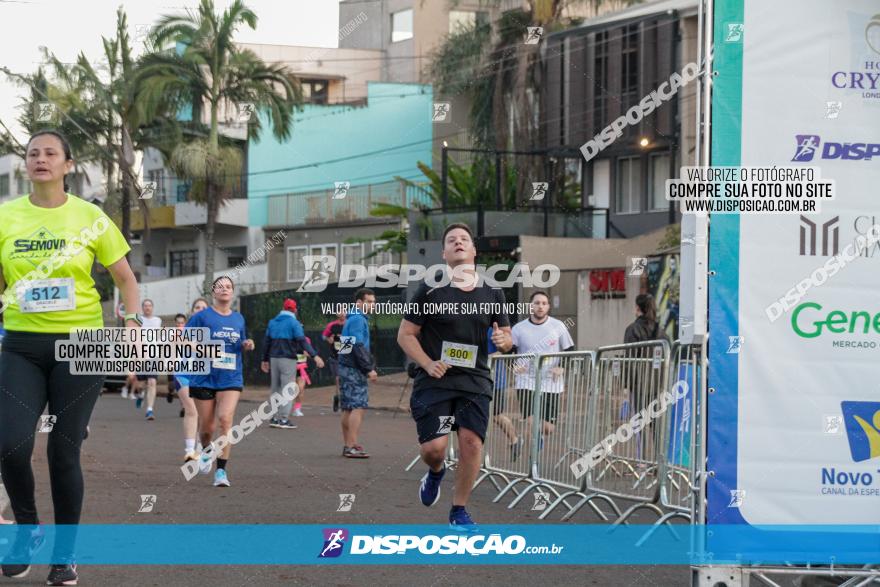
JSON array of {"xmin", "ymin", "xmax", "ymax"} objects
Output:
[
  {"xmin": 174, "ymin": 375, "xmax": 190, "ymax": 390},
  {"xmin": 338, "ymin": 364, "xmax": 368, "ymax": 411}
]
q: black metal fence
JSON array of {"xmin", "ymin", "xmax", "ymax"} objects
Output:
[
  {"xmin": 239, "ymin": 283, "xmax": 408, "ymax": 388},
  {"xmin": 438, "ymin": 146, "xmax": 611, "ymax": 238}
]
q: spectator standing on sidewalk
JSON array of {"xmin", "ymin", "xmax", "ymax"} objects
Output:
[
  {"xmin": 323, "ymin": 310, "xmax": 346, "ymax": 412},
  {"xmin": 338, "ymin": 289, "xmax": 377, "ymax": 458},
  {"xmin": 261, "ymin": 299, "xmax": 323, "ymax": 430},
  {"xmin": 623, "ymin": 294, "xmax": 666, "ymax": 344}
]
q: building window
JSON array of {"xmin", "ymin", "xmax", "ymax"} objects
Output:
[
  {"xmin": 16, "ymin": 174, "xmax": 31, "ymax": 195},
  {"xmin": 591, "ymin": 159, "xmax": 611, "ymax": 209},
  {"xmin": 341, "ymin": 242, "xmax": 364, "ymax": 266},
  {"xmin": 621, "ymin": 24, "xmax": 639, "ymax": 109},
  {"xmin": 177, "ymin": 181, "xmax": 191, "ymax": 202},
  {"xmin": 225, "ymin": 246, "xmax": 247, "ymax": 269},
  {"xmin": 649, "ymin": 153, "xmax": 670, "ymax": 211},
  {"xmin": 0, "ymin": 174, "xmax": 10, "ymax": 197},
  {"xmin": 301, "ymin": 79, "xmax": 329, "ymax": 105},
  {"xmin": 593, "ymin": 31, "xmax": 609, "ymax": 133},
  {"xmin": 449, "ymin": 10, "xmax": 488, "ymax": 33},
  {"xmin": 289, "ymin": 244, "xmax": 338, "ymax": 282},
  {"xmin": 146, "ymin": 169, "xmax": 165, "ymax": 203},
  {"xmin": 391, "ymin": 9, "xmax": 413, "ymax": 42},
  {"xmin": 310, "ymin": 244, "xmax": 338, "ymax": 265},
  {"xmin": 370, "ymin": 241, "xmax": 392, "ymax": 267},
  {"xmin": 561, "ymin": 158, "xmax": 583, "ymax": 208},
  {"xmin": 287, "ymin": 246, "xmax": 308, "ymax": 282},
  {"xmin": 169, "ymin": 249, "xmax": 199, "ymax": 277},
  {"xmin": 615, "ymin": 156, "xmax": 641, "ymax": 214}
]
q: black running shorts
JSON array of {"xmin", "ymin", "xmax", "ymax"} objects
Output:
[
  {"xmin": 410, "ymin": 387, "xmax": 490, "ymax": 444},
  {"xmin": 189, "ymin": 387, "xmax": 242, "ymax": 400},
  {"xmin": 516, "ymin": 388, "xmax": 561, "ymax": 424}
]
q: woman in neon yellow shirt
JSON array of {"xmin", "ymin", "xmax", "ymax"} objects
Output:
[{"xmin": 0, "ymin": 130, "xmax": 141, "ymax": 585}]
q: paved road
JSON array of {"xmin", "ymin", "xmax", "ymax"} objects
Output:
[{"xmin": 10, "ymin": 388, "xmax": 689, "ymax": 586}]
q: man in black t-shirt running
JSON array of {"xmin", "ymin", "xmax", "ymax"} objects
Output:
[{"xmin": 398, "ymin": 223, "xmax": 512, "ymax": 532}]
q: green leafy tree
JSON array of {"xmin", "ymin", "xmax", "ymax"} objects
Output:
[
  {"xmin": 1, "ymin": 7, "xmax": 184, "ymax": 248},
  {"xmin": 431, "ymin": 1, "xmax": 639, "ymax": 196},
  {"xmin": 136, "ymin": 0, "xmax": 302, "ymax": 294},
  {"xmin": 347, "ymin": 159, "xmax": 518, "ymax": 259}
]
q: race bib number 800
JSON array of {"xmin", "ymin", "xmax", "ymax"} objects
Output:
[{"xmin": 441, "ymin": 341, "xmax": 478, "ymax": 369}]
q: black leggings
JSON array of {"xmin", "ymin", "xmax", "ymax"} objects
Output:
[{"xmin": 0, "ymin": 331, "xmax": 104, "ymax": 526}]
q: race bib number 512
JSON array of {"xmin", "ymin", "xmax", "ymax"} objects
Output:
[{"xmin": 17, "ymin": 278, "xmax": 76, "ymax": 313}]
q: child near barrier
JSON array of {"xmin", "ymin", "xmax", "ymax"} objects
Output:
[{"xmin": 292, "ymin": 336, "xmax": 314, "ymax": 416}]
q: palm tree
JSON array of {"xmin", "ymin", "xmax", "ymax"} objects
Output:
[
  {"xmin": 136, "ymin": 0, "xmax": 301, "ymax": 294},
  {"xmin": 0, "ymin": 67, "xmax": 106, "ymax": 175},
  {"xmin": 1, "ymin": 8, "xmax": 183, "ymax": 249},
  {"xmin": 46, "ymin": 8, "xmax": 183, "ymax": 246}
]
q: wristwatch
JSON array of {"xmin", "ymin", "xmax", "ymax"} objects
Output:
[{"xmin": 124, "ymin": 313, "xmax": 143, "ymax": 326}]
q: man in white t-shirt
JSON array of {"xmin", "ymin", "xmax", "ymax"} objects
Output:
[
  {"xmin": 136, "ymin": 299, "xmax": 163, "ymax": 420},
  {"xmin": 511, "ymin": 291, "xmax": 575, "ymax": 446}
]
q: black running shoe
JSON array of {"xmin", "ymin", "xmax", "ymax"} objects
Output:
[
  {"xmin": 1, "ymin": 563, "xmax": 29, "ymax": 579},
  {"xmin": 332, "ymin": 394, "xmax": 340, "ymax": 413},
  {"xmin": 1, "ymin": 525, "xmax": 45, "ymax": 579},
  {"xmin": 1, "ymin": 564, "xmax": 29, "ymax": 579},
  {"xmin": 166, "ymin": 389, "xmax": 175, "ymax": 403},
  {"xmin": 46, "ymin": 563, "xmax": 77, "ymax": 586}
]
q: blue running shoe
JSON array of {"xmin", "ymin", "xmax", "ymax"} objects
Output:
[
  {"xmin": 135, "ymin": 396, "xmax": 143, "ymax": 409},
  {"xmin": 419, "ymin": 466, "xmax": 445, "ymax": 507},
  {"xmin": 213, "ymin": 469, "xmax": 230, "ymax": 487},
  {"xmin": 448, "ymin": 507, "xmax": 478, "ymax": 533}
]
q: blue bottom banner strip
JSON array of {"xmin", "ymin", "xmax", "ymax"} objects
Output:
[{"xmin": 0, "ymin": 524, "xmax": 878, "ymax": 565}]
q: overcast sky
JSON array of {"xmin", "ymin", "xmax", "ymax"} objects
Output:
[{"xmin": 0, "ymin": 0, "xmax": 342, "ymax": 140}]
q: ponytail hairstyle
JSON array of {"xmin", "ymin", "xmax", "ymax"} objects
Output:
[
  {"xmin": 26, "ymin": 129, "xmax": 73, "ymax": 192},
  {"xmin": 635, "ymin": 294, "xmax": 657, "ymax": 325}
]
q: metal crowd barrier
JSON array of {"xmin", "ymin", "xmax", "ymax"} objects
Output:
[
  {"xmin": 555, "ymin": 341, "xmax": 670, "ymax": 523},
  {"xmin": 403, "ymin": 339, "xmax": 708, "ymax": 530},
  {"xmin": 490, "ymin": 352, "xmax": 595, "ymax": 513},
  {"xmin": 657, "ymin": 340, "xmax": 705, "ymax": 520},
  {"xmin": 530, "ymin": 352, "xmax": 595, "ymax": 513},
  {"xmin": 472, "ymin": 354, "xmax": 539, "ymax": 498}
]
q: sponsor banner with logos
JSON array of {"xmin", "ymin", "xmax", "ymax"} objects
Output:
[
  {"xmin": 0, "ymin": 524, "xmax": 876, "ymax": 564},
  {"xmin": 708, "ymin": 0, "xmax": 880, "ymax": 531}
]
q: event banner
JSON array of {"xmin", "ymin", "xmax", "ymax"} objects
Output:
[{"xmin": 708, "ymin": 0, "xmax": 880, "ymax": 533}]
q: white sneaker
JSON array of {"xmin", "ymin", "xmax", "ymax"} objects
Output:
[
  {"xmin": 198, "ymin": 450, "xmax": 214, "ymax": 475},
  {"xmin": 213, "ymin": 469, "xmax": 230, "ymax": 487},
  {"xmin": 121, "ymin": 387, "xmax": 128, "ymax": 398},
  {"xmin": 294, "ymin": 408, "xmax": 304, "ymax": 417}
]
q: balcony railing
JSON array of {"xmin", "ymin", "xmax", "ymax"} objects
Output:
[
  {"xmin": 267, "ymin": 180, "xmax": 434, "ymax": 227},
  {"xmin": 417, "ymin": 206, "xmax": 609, "ymax": 239}
]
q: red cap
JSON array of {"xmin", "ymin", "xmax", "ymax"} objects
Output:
[{"xmin": 283, "ymin": 298, "xmax": 297, "ymax": 312}]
